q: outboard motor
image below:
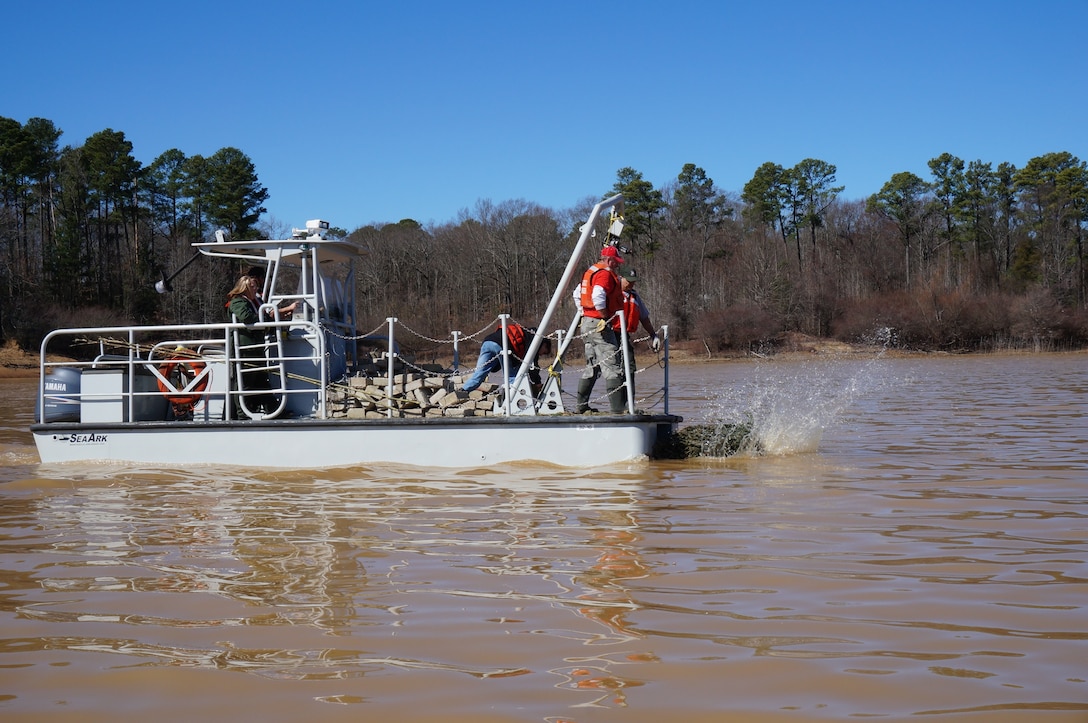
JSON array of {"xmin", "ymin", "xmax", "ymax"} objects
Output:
[{"xmin": 35, "ymin": 367, "xmax": 82, "ymax": 422}]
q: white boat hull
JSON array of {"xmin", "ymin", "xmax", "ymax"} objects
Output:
[{"xmin": 31, "ymin": 415, "xmax": 679, "ymax": 468}]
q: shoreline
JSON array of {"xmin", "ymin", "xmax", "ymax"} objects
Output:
[{"xmin": 3, "ymin": 342, "xmax": 1083, "ymax": 380}]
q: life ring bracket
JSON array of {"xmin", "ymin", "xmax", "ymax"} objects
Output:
[{"xmin": 156, "ymin": 359, "xmax": 210, "ymax": 406}]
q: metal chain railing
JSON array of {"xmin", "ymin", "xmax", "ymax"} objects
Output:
[
  {"xmin": 323, "ymin": 315, "xmax": 553, "ymax": 383},
  {"xmin": 322, "ymin": 319, "xmax": 389, "ymax": 343},
  {"xmin": 321, "ymin": 313, "xmax": 666, "ymax": 411}
]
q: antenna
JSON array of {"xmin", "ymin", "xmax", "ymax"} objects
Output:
[{"xmin": 154, "ymin": 251, "xmax": 202, "ymax": 294}]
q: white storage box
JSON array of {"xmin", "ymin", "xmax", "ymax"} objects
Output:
[{"xmin": 80, "ymin": 368, "xmax": 168, "ymax": 423}]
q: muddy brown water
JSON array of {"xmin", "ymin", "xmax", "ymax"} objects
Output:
[{"xmin": 1, "ymin": 353, "xmax": 1086, "ymax": 722}]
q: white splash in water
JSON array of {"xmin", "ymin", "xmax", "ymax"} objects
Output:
[{"xmin": 705, "ymin": 355, "xmax": 892, "ymax": 456}]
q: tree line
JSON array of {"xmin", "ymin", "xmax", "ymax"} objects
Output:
[
  {"xmin": 0, "ymin": 116, "xmax": 274, "ymax": 344},
  {"xmin": 2, "ymin": 114, "xmax": 1086, "ymax": 361}
]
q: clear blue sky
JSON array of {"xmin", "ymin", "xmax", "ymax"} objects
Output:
[{"xmin": 6, "ymin": 0, "xmax": 1086, "ymax": 233}]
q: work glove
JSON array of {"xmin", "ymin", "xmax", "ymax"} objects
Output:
[
  {"xmin": 594, "ymin": 318, "xmax": 607, "ymax": 333},
  {"xmin": 650, "ymin": 334, "xmax": 661, "ymax": 353}
]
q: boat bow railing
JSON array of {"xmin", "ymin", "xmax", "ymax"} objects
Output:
[{"xmin": 37, "ymin": 319, "xmax": 328, "ymax": 424}]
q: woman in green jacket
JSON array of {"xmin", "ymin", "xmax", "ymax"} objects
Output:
[{"xmin": 226, "ymin": 273, "xmax": 297, "ymax": 416}]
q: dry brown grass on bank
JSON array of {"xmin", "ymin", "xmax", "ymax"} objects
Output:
[
  {"xmin": 661, "ymin": 334, "xmax": 1084, "ymax": 362},
  {"xmin": 664, "ymin": 334, "xmax": 895, "ymax": 362},
  {"xmin": 0, "ymin": 340, "xmax": 56, "ymax": 378},
  {"xmin": 3, "ymin": 336, "xmax": 1080, "ymax": 382}
]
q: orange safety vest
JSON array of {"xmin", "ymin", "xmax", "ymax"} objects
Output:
[
  {"xmin": 614, "ymin": 292, "xmax": 641, "ymax": 333},
  {"xmin": 578, "ymin": 263, "xmax": 623, "ymax": 319},
  {"xmin": 502, "ymin": 322, "xmax": 528, "ymax": 359}
]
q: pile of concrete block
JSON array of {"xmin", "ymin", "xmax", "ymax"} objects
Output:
[{"xmin": 326, "ymin": 371, "xmax": 502, "ymax": 418}]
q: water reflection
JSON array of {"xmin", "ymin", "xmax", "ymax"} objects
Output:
[{"xmin": 9, "ymin": 469, "xmax": 670, "ymax": 691}]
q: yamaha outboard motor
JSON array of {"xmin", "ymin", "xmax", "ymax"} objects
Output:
[{"xmin": 35, "ymin": 367, "xmax": 82, "ymax": 422}]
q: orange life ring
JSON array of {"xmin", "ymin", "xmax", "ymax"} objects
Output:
[{"xmin": 157, "ymin": 359, "xmax": 210, "ymax": 406}]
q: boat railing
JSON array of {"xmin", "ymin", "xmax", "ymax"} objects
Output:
[
  {"xmin": 36, "ymin": 318, "xmax": 328, "ymax": 424},
  {"xmin": 344, "ymin": 313, "xmax": 670, "ymax": 417},
  {"xmin": 37, "ymin": 311, "xmax": 672, "ymax": 423}
]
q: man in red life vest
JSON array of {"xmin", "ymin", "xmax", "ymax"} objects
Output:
[
  {"xmin": 575, "ymin": 266, "xmax": 661, "ymax": 413},
  {"xmin": 615, "ymin": 268, "xmax": 660, "ymax": 405},
  {"xmin": 462, "ymin": 322, "xmax": 549, "ymax": 393},
  {"xmin": 574, "ymin": 245, "xmax": 627, "ymax": 413},
  {"xmin": 618, "ymin": 269, "xmax": 660, "ymax": 353}
]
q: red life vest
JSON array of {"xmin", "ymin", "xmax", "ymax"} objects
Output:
[
  {"xmin": 614, "ymin": 292, "xmax": 641, "ymax": 333},
  {"xmin": 501, "ymin": 322, "xmax": 528, "ymax": 358},
  {"xmin": 578, "ymin": 263, "xmax": 623, "ymax": 319}
]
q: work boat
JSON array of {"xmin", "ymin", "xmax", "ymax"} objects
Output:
[{"xmin": 31, "ymin": 194, "xmax": 682, "ymax": 468}]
